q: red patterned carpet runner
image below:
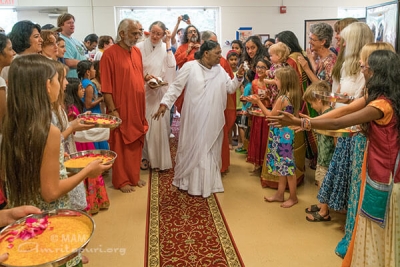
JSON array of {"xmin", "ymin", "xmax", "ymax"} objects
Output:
[{"xmin": 145, "ymin": 118, "xmax": 244, "ymax": 267}]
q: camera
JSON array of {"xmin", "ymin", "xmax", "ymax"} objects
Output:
[{"xmin": 182, "ymin": 14, "xmax": 189, "ymax": 22}]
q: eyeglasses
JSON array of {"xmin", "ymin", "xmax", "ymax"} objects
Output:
[
  {"xmin": 150, "ymin": 31, "xmax": 164, "ymax": 37},
  {"xmin": 256, "ymin": 66, "xmax": 267, "ymax": 70},
  {"xmin": 309, "ymin": 37, "xmax": 320, "ymax": 42},
  {"xmin": 360, "ymin": 65, "xmax": 370, "ymax": 70},
  {"xmin": 187, "ymin": 30, "xmax": 197, "ymax": 34},
  {"xmin": 132, "ymin": 31, "xmax": 143, "ymax": 37}
]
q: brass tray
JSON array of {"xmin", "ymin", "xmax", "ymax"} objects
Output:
[
  {"xmin": 64, "ymin": 149, "xmax": 117, "ymax": 173},
  {"xmin": 248, "ymin": 107, "xmax": 265, "ymax": 117},
  {"xmin": 77, "ymin": 113, "xmax": 121, "ymax": 129},
  {"xmin": 313, "ymin": 91, "xmax": 351, "ymax": 103},
  {"xmin": 314, "ymin": 128, "xmax": 359, "ymax": 137}
]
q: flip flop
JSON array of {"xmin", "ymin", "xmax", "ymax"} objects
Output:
[
  {"xmin": 140, "ymin": 159, "xmax": 149, "ymax": 170},
  {"xmin": 306, "ymin": 211, "xmax": 331, "ymax": 222},
  {"xmin": 305, "ymin": 204, "xmax": 320, "ymax": 214}
]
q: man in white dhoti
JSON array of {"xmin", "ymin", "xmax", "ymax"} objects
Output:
[
  {"xmin": 137, "ymin": 21, "xmax": 176, "ymax": 171},
  {"xmin": 153, "ymin": 41, "xmax": 244, "ymax": 198}
]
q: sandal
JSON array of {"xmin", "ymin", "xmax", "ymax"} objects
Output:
[
  {"xmin": 305, "ymin": 204, "xmax": 320, "ymax": 214},
  {"xmin": 140, "ymin": 159, "xmax": 149, "ymax": 170},
  {"xmin": 306, "ymin": 211, "xmax": 331, "ymax": 222}
]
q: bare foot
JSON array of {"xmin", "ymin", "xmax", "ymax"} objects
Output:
[
  {"xmin": 281, "ymin": 198, "xmax": 298, "ymax": 208},
  {"xmin": 120, "ymin": 185, "xmax": 135, "ymax": 193},
  {"xmin": 137, "ymin": 180, "xmax": 146, "ymax": 188},
  {"xmin": 82, "ymin": 255, "xmax": 89, "ymax": 264},
  {"xmin": 264, "ymin": 195, "xmax": 284, "ymax": 202}
]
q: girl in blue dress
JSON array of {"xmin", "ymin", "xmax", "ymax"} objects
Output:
[
  {"xmin": 77, "ymin": 60, "xmax": 108, "ymax": 149},
  {"xmin": 245, "ymin": 66, "xmax": 301, "ymax": 208}
]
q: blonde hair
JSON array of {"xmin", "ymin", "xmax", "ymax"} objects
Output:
[
  {"xmin": 340, "ymin": 22, "xmax": 374, "ymax": 77},
  {"xmin": 303, "ymin": 81, "xmax": 331, "ymax": 106},
  {"xmin": 359, "ymin": 42, "xmax": 395, "ymax": 64},
  {"xmin": 275, "ymin": 67, "xmax": 301, "ymax": 115},
  {"xmin": 268, "ymin": 42, "xmax": 290, "ymax": 63}
]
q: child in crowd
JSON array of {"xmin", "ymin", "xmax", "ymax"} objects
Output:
[
  {"xmin": 227, "ymin": 49, "xmax": 241, "ymax": 149},
  {"xmin": 65, "ymin": 78, "xmax": 110, "ymax": 215},
  {"xmin": 246, "ymin": 59, "xmax": 271, "ymax": 172},
  {"xmin": 91, "ymin": 60, "xmax": 106, "ymax": 114},
  {"xmin": 264, "ymin": 42, "xmax": 290, "ymax": 105},
  {"xmin": 77, "ymin": 60, "xmax": 108, "ymax": 149},
  {"xmin": 231, "ymin": 39, "xmax": 243, "ymax": 66},
  {"xmin": 246, "ymin": 66, "xmax": 301, "ymax": 208},
  {"xmin": 302, "ymin": 81, "xmax": 335, "ymax": 221},
  {"xmin": 236, "ymin": 69, "xmax": 254, "ymax": 154}
]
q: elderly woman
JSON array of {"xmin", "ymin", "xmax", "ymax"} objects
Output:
[
  {"xmin": 299, "ymin": 23, "xmax": 337, "ymax": 85},
  {"xmin": 40, "ymin": 30, "xmax": 58, "ymax": 60},
  {"xmin": 153, "ymin": 40, "xmax": 244, "ymax": 198},
  {"xmin": 136, "ymin": 21, "xmax": 176, "ymax": 171}
]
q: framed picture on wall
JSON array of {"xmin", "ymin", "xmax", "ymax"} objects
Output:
[
  {"xmin": 366, "ymin": 1, "xmax": 399, "ymax": 51},
  {"xmin": 258, "ymin": 34, "xmax": 271, "ymax": 44},
  {"xmin": 236, "ymin": 27, "xmax": 252, "ymax": 43}
]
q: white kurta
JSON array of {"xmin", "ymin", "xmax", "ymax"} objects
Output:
[
  {"xmin": 137, "ymin": 38, "xmax": 176, "ymax": 170},
  {"xmin": 161, "ymin": 60, "xmax": 241, "ymax": 197},
  {"xmin": 333, "ymin": 62, "xmax": 365, "ymax": 108}
]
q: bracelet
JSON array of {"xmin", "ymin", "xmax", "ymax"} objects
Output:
[
  {"xmin": 108, "ymin": 108, "xmax": 117, "ymax": 114},
  {"xmin": 166, "ymin": 48, "xmax": 172, "ymax": 52},
  {"xmin": 300, "ymin": 118, "xmax": 312, "ymax": 131}
]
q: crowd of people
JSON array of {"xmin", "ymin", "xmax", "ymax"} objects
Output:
[{"xmin": 0, "ymin": 13, "xmax": 398, "ymax": 267}]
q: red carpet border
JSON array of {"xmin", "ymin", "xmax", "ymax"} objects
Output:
[{"xmin": 145, "ymin": 118, "xmax": 244, "ymax": 267}]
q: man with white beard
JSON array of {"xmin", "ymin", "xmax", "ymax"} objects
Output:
[{"xmin": 100, "ymin": 19, "xmax": 149, "ymax": 193}]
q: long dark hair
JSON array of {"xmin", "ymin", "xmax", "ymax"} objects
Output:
[
  {"xmin": 1, "ymin": 54, "xmax": 56, "ymax": 207},
  {"xmin": 276, "ymin": 30, "xmax": 312, "ymax": 70},
  {"xmin": 242, "ymin": 36, "xmax": 265, "ymax": 68},
  {"xmin": 182, "ymin": 25, "xmax": 200, "ymax": 44},
  {"xmin": 65, "ymin": 77, "xmax": 84, "ymax": 114},
  {"xmin": 364, "ymin": 50, "xmax": 400, "ymax": 142}
]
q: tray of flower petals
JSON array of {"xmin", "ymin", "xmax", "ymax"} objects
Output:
[
  {"xmin": 312, "ymin": 91, "xmax": 351, "ymax": 103},
  {"xmin": 0, "ymin": 209, "xmax": 94, "ymax": 267},
  {"xmin": 248, "ymin": 107, "xmax": 265, "ymax": 117},
  {"xmin": 78, "ymin": 113, "xmax": 121, "ymax": 129},
  {"xmin": 64, "ymin": 149, "xmax": 116, "ymax": 173}
]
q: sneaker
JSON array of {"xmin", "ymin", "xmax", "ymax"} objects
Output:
[
  {"xmin": 169, "ymin": 133, "xmax": 175, "ymax": 138},
  {"xmin": 235, "ymin": 147, "xmax": 247, "ymax": 154}
]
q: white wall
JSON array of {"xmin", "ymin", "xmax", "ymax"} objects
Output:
[{"xmin": 14, "ymin": 0, "xmax": 385, "ymax": 49}]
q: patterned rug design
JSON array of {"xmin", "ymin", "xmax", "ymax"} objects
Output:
[{"xmin": 145, "ymin": 118, "xmax": 244, "ymax": 267}]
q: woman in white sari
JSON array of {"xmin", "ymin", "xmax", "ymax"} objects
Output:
[
  {"xmin": 137, "ymin": 21, "xmax": 176, "ymax": 171},
  {"xmin": 153, "ymin": 41, "xmax": 244, "ymax": 198}
]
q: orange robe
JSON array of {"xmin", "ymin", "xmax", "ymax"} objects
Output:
[
  {"xmin": 100, "ymin": 44, "xmax": 149, "ymax": 188},
  {"xmin": 220, "ymin": 57, "xmax": 235, "ymax": 173},
  {"xmin": 173, "ymin": 42, "xmax": 199, "ymax": 113}
]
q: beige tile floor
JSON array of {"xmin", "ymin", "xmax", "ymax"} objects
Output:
[{"xmin": 86, "ymin": 150, "xmax": 346, "ymax": 267}]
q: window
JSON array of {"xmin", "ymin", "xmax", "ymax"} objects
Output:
[
  {"xmin": 338, "ymin": 7, "xmax": 366, "ymax": 19},
  {"xmin": 0, "ymin": 9, "xmax": 18, "ymax": 34},
  {"xmin": 115, "ymin": 7, "xmax": 219, "ymax": 37}
]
